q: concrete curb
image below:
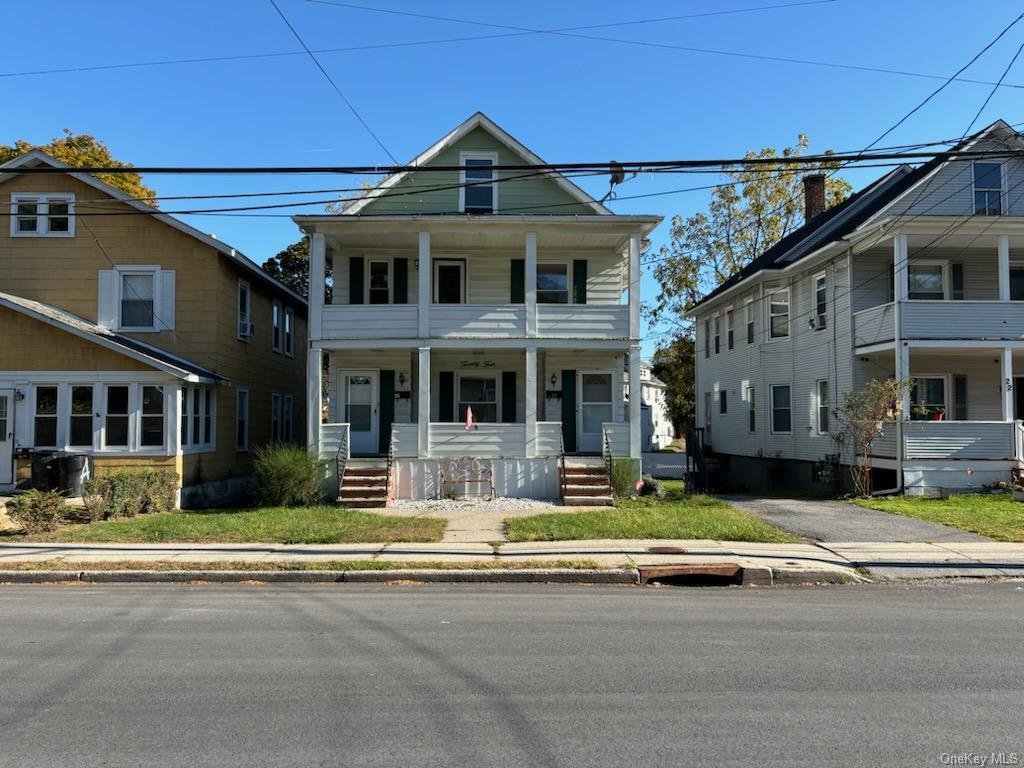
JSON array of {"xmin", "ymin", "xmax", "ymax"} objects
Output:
[
  {"xmin": 0, "ymin": 568, "xmax": 642, "ymax": 585},
  {"xmin": 0, "ymin": 564, "xmax": 863, "ymax": 586}
]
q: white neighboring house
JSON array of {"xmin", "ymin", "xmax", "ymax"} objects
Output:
[
  {"xmin": 691, "ymin": 119, "xmax": 1024, "ymax": 496},
  {"xmin": 624, "ymin": 361, "xmax": 675, "ymax": 450},
  {"xmin": 298, "ymin": 113, "xmax": 661, "ymax": 503}
]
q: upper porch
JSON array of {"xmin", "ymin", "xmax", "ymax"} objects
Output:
[{"xmin": 298, "ymin": 215, "xmax": 658, "ymax": 343}]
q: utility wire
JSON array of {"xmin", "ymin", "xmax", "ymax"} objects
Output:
[
  {"xmin": 268, "ymin": 0, "xmax": 398, "ymax": 164},
  {"xmin": 963, "ymin": 39, "xmax": 1024, "ymax": 137}
]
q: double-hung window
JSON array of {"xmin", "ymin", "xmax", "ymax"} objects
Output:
[
  {"xmin": 368, "ymin": 260, "xmax": 391, "ymax": 304},
  {"xmin": 458, "ymin": 376, "xmax": 497, "ymax": 423},
  {"xmin": 236, "ymin": 389, "xmax": 249, "ymax": 450},
  {"xmin": 10, "ymin": 193, "xmax": 75, "ymax": 237},
  {"xmin": 910, "ymin": 377, "xmax": 946, "ymax": 420},
  {"xmin": 973, "ymin": 162, "xmax": 1002, "ymax": 215},
  {"xmin": 719, "ymin": 389, "xmax": 727, "ymax": 415},
  {"xmin": 725, "ymin": 308, "xmax": 734, "ymax": 350},
  {"xmin": 182, "ymin": 386, "xmax": 216, "ymax": 451},
  {"xmin": 768, "ymin": 288, "xmax": 790, "ymax": 339},
  {"xmin": 816, "ymin": 380, "xmax": 830, "ymax": 434},
  {"xmin": 744, "ymin": 298, "xmax": 754, "ymax": 344},
  {"xmin": 120, "ymin": 270, "xmax": 157, "ymax": 330},
  {"xmin": 908, "ymin": 262, "xmax": 947, "ymax": 300},
  {"xmin": 69, "ymin": 385, "xmax": 94, "ymax": 448},
  {"xmin": 747, "ymin": 386, "xmax": 756, "ymax": 433},
  {"xmin": 34, "ymin": 386, "xmax": 59, "ymax": 448},
  {"xmin": 713, "ymin": 315, "xmax": 721, "ymax": 354},
  {"xmin": 284, "ymin": 307, "xmax": 294, "ymax": 357},
  {"xmin": 537, "ymin": 264, "xmax": 569, "ymax": 304},
  {"xmin": 237, "ymin": 280, "xmax": 252, "ymax": 340},
  {"xmin": 105, "ymin": 386, "xmax": 130, "ymax": 448},
  {"xmin": 771, "ymin": 384, "xmax": 792, "ymax": 433},
  {"xmin": 272, "ymin": 300, "xmax": 282, "ymax": 352},
  {"xmin": 460, "ymin": 152, "xmax": 497, "ymax": 213},
  {"xmin": 814, "ymin": 274, "xmax": 827, "ymax": 329},
  {"xmin": 704, "ymin": 319, "xmax": 710, "ymax": 358},
  {"xmin": 140, "ymin": 386, "xmax": 165, "ymax": 448}
]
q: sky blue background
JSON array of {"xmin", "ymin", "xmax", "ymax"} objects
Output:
[{"xmin": 4, "ymin": 0, "xmax": 1024, "ymax": 357}]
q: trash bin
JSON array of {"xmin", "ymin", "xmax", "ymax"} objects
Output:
[
  {"xmin": 30, "ymin": 452, "xmax": 61, "ymax": 491},
  {"xmin": 57, "ymin": 454, "xmax": 93, "ymax": 497}
]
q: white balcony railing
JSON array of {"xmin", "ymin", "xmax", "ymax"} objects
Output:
[
  {"xmin": 430, "ymin": 305, "xmax": 525, "ymax": 338},
  {"xmin": 854, "ymin": 300, "xmax": 1024, "ymax": 346},
  {"xmin": 537, "ymin": 304, "xmax": 629, "ymax": 339},
  {"xmin": 864, "ymin": 420, "xmax": 1018, "ymax": 461},
  {"xmin": 853, "ymin": 303, "xmax": 895, "ymax": 347},
  {"xmin": 428, "ymin": 423, "xmax": 527, "ymax": 458},
  {"xmin": 322, "ymin": 305, "xmax": 418, "ymax": 339}
]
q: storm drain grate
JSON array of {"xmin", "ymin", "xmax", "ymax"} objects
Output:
[{"xmin": 639, "ymin": 564, "xmax": 744, "ymax": 587}]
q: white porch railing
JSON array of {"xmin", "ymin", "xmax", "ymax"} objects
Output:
[
  {"xmin": 852, "ymin": 303, "xmax": 895, "ymax": 347},
  {"xmin": 903, "ymin": 421, "xmax": 1015, "ymax": 460},
  {"xmin": 901, "ymin": 301, "xmax": 1024, "ymax": 340},
  {"xmin": 391, "ymin": 423, "xmax": 418, "ymax": 459},
  {"xmin": 602, "ymin": 422, "xmax": 630, "ymax": 457},
  {"xmin": 430, "ymin": 305, "xmax": 525, "ymax": 338},
  {"xmin": 320, "ymin": 423, "xmax": 350, "ymax": 460},
  {"xmin": 428, "ymin": 423, "xmax": 527, "ymax": 458},
  {"xmin": 322, "ymin": 305, "xmax": 418, "ymax": 339},
  {"xmin": 535, "ymin": 422, "xmax": 563, "ymax": 457},
  {"xmin": 537, "ymin": 305, "xmax": 629, "ymax": 339}
]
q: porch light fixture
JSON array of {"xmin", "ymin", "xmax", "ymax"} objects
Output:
[
  {"xmin": 550, "ymin": 374, "xmax": 557, "ymax": 386},
  {"xmin": 398, "ymin": 372, "xmax": 407, "ymax": 387}
]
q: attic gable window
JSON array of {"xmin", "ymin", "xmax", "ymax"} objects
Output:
[
  {"xmin": 973, "ymin": 162, "xmax": 1002, "ymax": 215},
  {"xmin": 10, "ymin": 193, "xmax": 75, "ymax": 237},
  {"xmin": 460, "ymin": 152, "xmax": 497, "ymax": 213}
]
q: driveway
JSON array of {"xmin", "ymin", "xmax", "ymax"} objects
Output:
[{"xmin": 722, "ymin": 495, "xmax": 989, "ymax": 543}]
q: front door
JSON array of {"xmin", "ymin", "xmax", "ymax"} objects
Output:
[
  {"xmin": 577, "ymin": 372, "xmax": 613, "ymax": 454},
  {"xmin": 1015, "ymin": 377, "xmax": 1024, "ymax": 420},
  {"xmin": 0, "ymin": 390, "xmax": 13, "ymax": 485},
  {"xmin": 342, "ymin": 371, "xmax": 379, "ymax": 455}
]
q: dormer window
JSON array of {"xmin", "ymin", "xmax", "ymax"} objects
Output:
[
  {"xmin": 10, "ymin": 193, "xmax": 75, "ymax": 237},
  {"xmin": 973, "ymin": 162, "xmax": 1003, "ymax": 215},
  {"xmin": 460, "ymin": 152, "xmax": 497, "ymax": 213}
]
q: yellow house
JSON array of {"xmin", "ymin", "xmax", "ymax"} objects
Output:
[{"xmin": 0, "ymin": 150, "xmax": 307, "ymax": 506}]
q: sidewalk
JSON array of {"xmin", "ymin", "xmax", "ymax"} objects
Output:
[{"xmin": 2, "ymin": 539, "xmax": 1023, "ymax": 582}]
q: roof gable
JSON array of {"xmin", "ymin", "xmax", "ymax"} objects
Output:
[{"xmin": 346, "ymin": 112, "xmax": 610, "ymax": 216}]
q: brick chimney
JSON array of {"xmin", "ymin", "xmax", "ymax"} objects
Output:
[{"xmin": 803, "ymin": 173, "xmax": 826, "ymax": 223}]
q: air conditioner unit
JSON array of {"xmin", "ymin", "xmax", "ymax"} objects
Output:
[{"xmin": 239, "ymin": 321, "xmax": 255, "ymax": 338}]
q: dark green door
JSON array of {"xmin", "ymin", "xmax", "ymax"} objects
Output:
[
  {"xmin": 561, "ymin": 369, "xmax": 577, "ymax": 452},
  {"xmin": 379, "ymin": 370, "xmax": 395, "ymax": 455}
]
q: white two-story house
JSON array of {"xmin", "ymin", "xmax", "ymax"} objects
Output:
[
  {"xmin": 692, "ymin": 119, "xmax": 1024, "ymax": 496},
  {"xmin": 298, "ymin": 113, "xmax": 660, "ymax": 504}
]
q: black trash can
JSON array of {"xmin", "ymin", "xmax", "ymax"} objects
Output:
[
  {"xmin": 30, "ymin": 452, "xmax": 61, "ymax": 491},
  {"xmin": 58, "ymin": 454, "xmax": 94, "ymax": 497}
]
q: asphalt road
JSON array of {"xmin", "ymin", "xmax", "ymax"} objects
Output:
[{"xmin": 1, "ymin": 583, "xmax": 1022, "ymax": 768}]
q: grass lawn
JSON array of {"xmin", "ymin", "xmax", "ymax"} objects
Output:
[
  {"xmin": 16, "ymin": 506, "xmax": 446, "ymax": 544},
  {"xmin": 505, "ymin": 481, "xmax": 796, "ymax": 543},
  {"xmin": 850, "ymin": 492, "xmax": 1024, "ymax": 542}
]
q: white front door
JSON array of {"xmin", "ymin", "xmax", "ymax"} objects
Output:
[
  {"xmin": 577, "ymin": 372, "xmax": 613, "ymax": 454},
  {"xmin": 342, "ymin": 371, "xmax": 379, "ymax": 455},
  {"xmin": 0, "ymin": 390, "xmax": 13, "ymax": 485}
]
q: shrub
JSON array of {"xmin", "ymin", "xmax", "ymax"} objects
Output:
[
  {"xmin": 609, "ymin": 458, "xmax": 641, "ymax": 498},
  {"xmin": 637, "ymin": 474, "xmax": 666, "ymax": 499},
  {"xmin": 7, "ymin": 490, "xmax": 69, "ymax": 533},
  {"xmin": 83, "ymin": 470, "xmax": 179, "ymax": 521},
  {"xmin": 252, "ymin": 444, "xmax": 326, "ymax": 507}
]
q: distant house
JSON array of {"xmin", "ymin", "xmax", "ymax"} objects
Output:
[
  {"xmin": 0, "ymin": 150, "xmax": 307, "ymax": 506},
  {"xmin": 690, "ymin": 119, "xmax": 1024, "ymax": 495},
  {"xmin": 298, "ymin": 112, "xmax": 661, "ymax": 505},
  {"xmin": 624, "ymin": 360, "xmax": 675, "ymax": 451}
]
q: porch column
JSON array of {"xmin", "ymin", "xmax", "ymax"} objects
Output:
[
  {"xmin": 169, "ymin": 385, "xmax": 183, "ymax": 457},
  {"xmin": 418, "ymin": 231, "xmax": 431, "ymax": 337},
  {"xmin": 893, "ymin": 233, "xmax": 908, "ymax": 302},
  {"xmin": 896, "ymin": 342, "xmax": 910, "ymax": 423},
  {"xmin": 417, "ymin": 345, "xmax": 430, "ymax": 457},
  {"xmin": 525, "ymin": 345, "xmax": 537, "ymax": 457},
  {"xmin": 308, "ymin": 232, "xmax": 326, "ymax": 341},
  {"xmin": 629, "ymin": 232, "xmax": 642, "ymax": 340},
  {"xmin": 525, "ymin": 231, "xmax": 537, "ymax": 337},
  {"xmin": 998, "ymin": 234, "xmax": 1010, "ymax": 302},
  {"xmin": 306, "ymin": 346, "xmax": 323, "ymax": 454},
  {"xmin": 1002, "ymin": 346, "xmax": 1014, "ymax": 421},
  {"xmin": 628, "ymin": 344, "xmax": 642, "ymax": 459}
]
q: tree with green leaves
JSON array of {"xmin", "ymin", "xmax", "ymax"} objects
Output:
[
  {"xmin": 648, "ymin": 134, "xmax": 852, "ymax": 333},
  {"xmin": 0, "ymin": 130, "xmax": 156, "ymax": 202},
  {"xmin": 261, "ymin": 236, "xmax": 311, "ymax": 297},
  {"xmin": 651, "ymin": 334, "xmax": 696, "ymax": 432}
]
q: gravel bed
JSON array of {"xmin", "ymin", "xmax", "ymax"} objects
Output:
[{"xmin": 391, "ymin": 497, "xmax": 559, "ymax": 512}]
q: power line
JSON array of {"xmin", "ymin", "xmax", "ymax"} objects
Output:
[
  {"xmin": 963, "ymin": 39, "xmax": 1024, "ymax": 137},
  {"xmin": 267, "ymin": 0, "xmax": 398, "ymax": 164}
]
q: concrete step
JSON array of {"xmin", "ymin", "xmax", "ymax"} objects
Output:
[
  {"xmin": 564, "ymin": 484, "xmax": 612, "ymax": 496},
  {"xmin": 563, "ymin": 495, "xmax": 613, "ymax": 506},
  {"xmin": 562, "ymin": 474, "xmax": 608, "ymax": 485},
  {"xmin": 342, "ymin": 476, "xmax": 387, "ymax": 487},
  {"xmin": 345, "ymin": 467, "xmax": 388, "ymax": 477},
  {"xmin": 337, "ymin": 497, "xmax": 388, "ymax": 508},
  {"xmin": 339, "ymin": 486, "xmax": 386, "ymax": 498}
]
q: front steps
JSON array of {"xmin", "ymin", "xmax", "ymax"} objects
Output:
[
  {"xmin": 562, "ymin": 459, "xmax": 613, "ymax": 506},
  {"xmin": 338, "ymin": 463, "xmax": 388, "ymax": 508}
]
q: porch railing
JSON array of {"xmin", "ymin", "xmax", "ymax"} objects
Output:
[
  {"xmin": 862, "ymin": 420, "xmax": 1019, "ymax": 462},
  {"xmin": 320, "ymin": 422, "xmax": 350, "ymax": 497},
  {"xmin": 428, "ymin": 423, "xmax": 527, "ymax": 458}
]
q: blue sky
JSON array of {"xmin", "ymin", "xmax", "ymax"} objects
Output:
[{"xmin": 4, "ymin": 0, "xmax": 1024, "ymax": 357}]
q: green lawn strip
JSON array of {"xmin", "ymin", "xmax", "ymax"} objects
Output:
[
  {"xmin": 17, "ymin": 506, "xmax": 446, "ymax": 544},
  {"xmin": 505, "ymin": 489, "xmax": 797, "ymax": 543},
  {"xmin": 1, "ymin": 558, "xmax": 601, "ymax": 572},
  {"xmin": 850, "ymin": 493, "xmax": 1024, "ymax": 542}
]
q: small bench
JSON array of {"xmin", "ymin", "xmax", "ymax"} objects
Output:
[{"xmin": 439, "ymin": 458, "xmax": 494, "ymax": 500}]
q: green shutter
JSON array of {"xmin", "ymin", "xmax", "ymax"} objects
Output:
[
  {"xmin": 393, "ymin": 258, "xmax": 408, "ymax": 304},
  {"xmin": 502, "ymin": 371, "xmax": 516, "ymax": 423},
  {"xmin": 953, "ymin": 375, "xmax": 968, "ymax": 420},
  {"xmin": 510, "ymin": 259, "xmax": 525, "ymax": 303},
  {"xmin": 379, "ymin": 370, "xmax": 395, "ymax": 455},
  {"xmin": 561, "ymin": 369, "xmax": 577, "ymax": 452},
  {"xmin": 349, "ymin": 257, "xmax": 364, "ymax": 305},
  {"xmin": 951, "ymin": 263, "xmax": 964, "ymax": 300},
  {"xmin": 572, "ymin": 260, "xmax": 587, "ymax": 304},
  {"xmin": 439, "ymin": 372, "xmax": 454, "ymax": 422}
]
